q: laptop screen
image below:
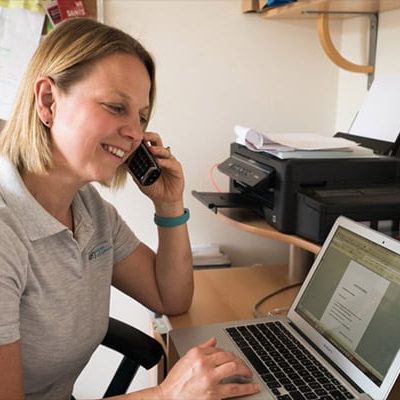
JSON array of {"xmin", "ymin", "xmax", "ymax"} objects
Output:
[{"xmin": 294, "ymin": 225, "xmax": 400, "ymax": 386}]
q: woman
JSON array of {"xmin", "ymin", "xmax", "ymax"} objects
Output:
[{"xmin": 0, "ymin": 18, "xmax": 259, "ymax": 400}]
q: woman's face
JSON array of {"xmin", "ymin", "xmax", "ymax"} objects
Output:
[{"xmin": 49, "ymin": 52, "xmax": 151, "ymax": 185}]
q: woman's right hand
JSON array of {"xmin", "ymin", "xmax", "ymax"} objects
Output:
[{"xmin": 157, "ymin": 337, "xmax": 260, "ymax": 400}]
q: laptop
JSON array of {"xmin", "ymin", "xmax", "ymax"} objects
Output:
[{"xmin": 170, "ymin": 216, "xmax": 400, "ymax": 400}]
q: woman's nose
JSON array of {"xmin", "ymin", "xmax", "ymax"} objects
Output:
[{"xmin": 120, "ymin": 122, "xmax": 143, "ymax": 142}]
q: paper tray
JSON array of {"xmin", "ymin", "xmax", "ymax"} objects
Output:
[
  {"xmin": 296, "ymin": 186, "xmax": 400, "ymax": 244},
  {"xmin": 192, "ymin": 191, "xmax": 266, "ymax": 213}
]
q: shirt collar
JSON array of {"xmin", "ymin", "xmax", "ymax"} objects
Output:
[{"xmin": 72, "ymin": 191, "xmax": 95, "ymax": 250}]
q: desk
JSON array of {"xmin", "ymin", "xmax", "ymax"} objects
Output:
[{"xmin": 217, "ymin": 208, "xmax": 321, "ymax": 282}]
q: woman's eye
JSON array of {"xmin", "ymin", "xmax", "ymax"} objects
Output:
[
  {"xmin": 140, "ymin": 114, "xmax": 148, "ymax": 126},
  {"xmin": 105, "ymin": 103, "xmax": 124, "ymax": 114}
]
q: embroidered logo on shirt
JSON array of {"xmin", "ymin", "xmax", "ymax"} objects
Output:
[{"xmin": 88, "ymin": 242, "xmax": 112, "ymax": 260}]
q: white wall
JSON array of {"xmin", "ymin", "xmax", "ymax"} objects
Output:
[
  {"xmin": 78, "ymin": 1, "xmax": 400, "ymax": 397},
  {"xmin": 100, "ymin": 0, "xmax": 340, "ymax": 267}
]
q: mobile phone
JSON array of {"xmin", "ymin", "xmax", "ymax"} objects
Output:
[{"xmin": 126, "ymin": 142, "xmax": 161, "ymax": 186}]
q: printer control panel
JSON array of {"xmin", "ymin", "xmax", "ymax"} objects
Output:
[{"xmin": 218, "ymin": 155, "xmax": 274, "ymax": 188}]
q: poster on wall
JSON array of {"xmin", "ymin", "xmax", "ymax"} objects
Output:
[{"xmin": 0, "ymin": 6, "xmax": 44, "ymax": 120}]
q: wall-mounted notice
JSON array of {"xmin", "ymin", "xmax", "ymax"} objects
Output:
[{"xmin": 0, "ymin": 6, "xmax": 44, "ymax": 120}]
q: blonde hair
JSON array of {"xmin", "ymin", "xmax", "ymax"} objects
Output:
[{"xmin": 0, "ymin": 18, "xmax": 156, "ymax": 188}]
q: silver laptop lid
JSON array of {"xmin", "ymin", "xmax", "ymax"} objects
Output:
[{"xmin": 288, "ymin": 216, "xmax": 400, "ymax": 400}]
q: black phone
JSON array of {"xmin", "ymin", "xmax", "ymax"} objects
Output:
[{"xmin": 126, "ymin": 142, "xmax": 161, "ymax": 186}]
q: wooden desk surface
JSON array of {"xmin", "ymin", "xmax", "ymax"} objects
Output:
[{"xmin": 168, "ymin": 264, "xmax": 299, "ymax": 330}]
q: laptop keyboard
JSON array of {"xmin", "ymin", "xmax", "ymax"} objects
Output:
[{"xmin": 226, "ymin": 321, "xmax": 355, "ymax": 400}]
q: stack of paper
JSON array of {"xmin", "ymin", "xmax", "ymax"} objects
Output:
[
  {"xmin": 234, "ymin": 125, "xmax": 375, "ymax": 159},
  {"xmin": 192, "ymin": 243, "xmax": 231, "ymax": 269}
]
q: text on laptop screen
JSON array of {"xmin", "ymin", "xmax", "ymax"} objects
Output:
[{"xmin": 295, "ymin": 226, "xmax": 400, "ymax": 386}]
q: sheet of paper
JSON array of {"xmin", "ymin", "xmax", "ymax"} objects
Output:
[
  {"xmin": 0, "ymin": 6, "xmax": 44, "ymax": 120},
  {"xmin": 234, "ymin": 125, "xmax": 359, "ymax": 152},
  {"xmin": 349, "ymin": 75, "xmax": 400, "ymax": 143}
]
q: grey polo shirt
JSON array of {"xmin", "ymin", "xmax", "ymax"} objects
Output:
[{"xmin": 0, "ymin": 155, "xmax": 140, "ymax": 400}]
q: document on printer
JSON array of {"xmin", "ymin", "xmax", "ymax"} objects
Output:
[
  {"xmin": 235, "ymin": 125, "xmax": 360, "ymax": 152},
  {"xmin": 349, "ymin": 75, "xmax": 400, "ymax": 143}
]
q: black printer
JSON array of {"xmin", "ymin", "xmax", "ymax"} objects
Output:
[{"xmin": 193, "ymin": 137, "xmax": 400, "ymax": 244}]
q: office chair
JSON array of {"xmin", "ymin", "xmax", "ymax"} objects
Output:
[{"xmin": 100, "ymin": 317, "xmax": 166, "ymax": 397}]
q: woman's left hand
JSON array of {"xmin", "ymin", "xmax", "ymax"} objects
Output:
[{"xmin": 133, "ymin": 131, "xmax": 184, "ymax": 205}]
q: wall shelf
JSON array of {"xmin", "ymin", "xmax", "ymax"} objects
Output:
[
  {"xmin": 254, "ymin": 0, "xmax": 400, "ymax": 19},
  {"xmin": 242, "ymin": 0, "xmax": 400, "ymax": 87}
]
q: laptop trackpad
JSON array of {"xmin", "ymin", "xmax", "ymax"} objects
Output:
[{"xmin": 170, "ymin": 320, "xmax": 273, "ymax": 400}]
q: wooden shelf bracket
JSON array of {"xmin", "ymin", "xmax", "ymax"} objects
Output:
[{"xmin": 316, "ymin": 12, "xmax": 378, "ymax": 88}]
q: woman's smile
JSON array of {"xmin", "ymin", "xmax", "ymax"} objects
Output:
[{"xmin": 101, "ymin": 143, "xmax": 128, "ymax": 159}]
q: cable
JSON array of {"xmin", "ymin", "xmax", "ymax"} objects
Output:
[
  {"xmin": 208, "ymin": 163, "xmax": 222, "ymax": 192},
  {"xmin": 252, "ymin": 282, "xmax": 302, "ymax": 318}
]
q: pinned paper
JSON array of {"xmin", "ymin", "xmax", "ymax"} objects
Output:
[
  {"xmin": 0, "ymin": 0, "xmax": 44, "ymax": 14},
  {"xmin": 45, "ymin": 0, "xmax": 86, "ymax": 26},
  {"xmin": 0, "ymin": 6, "xmax": 44, "ymax": 120}
]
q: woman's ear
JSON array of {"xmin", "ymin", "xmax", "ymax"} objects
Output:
[{"xmin": 35, "ymin": 76, "xmax": 55, "ymax": 128}]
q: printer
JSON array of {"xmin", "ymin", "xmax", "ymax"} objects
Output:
[{"xmin": 193, "ymin": 137, "xmax": 400, "ymax": 244}]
